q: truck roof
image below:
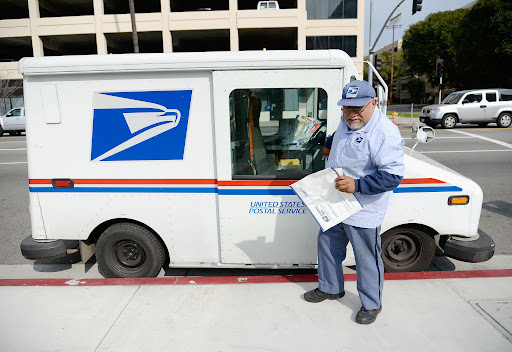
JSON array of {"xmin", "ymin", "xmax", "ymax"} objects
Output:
[{"xmin": 18, "ymin": 50, "xmax": 352, "ymax": 76}]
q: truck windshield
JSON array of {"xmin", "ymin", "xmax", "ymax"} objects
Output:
[{"xmin": 442, "ymin": 93, "xmax": 463, "ymax": 104}]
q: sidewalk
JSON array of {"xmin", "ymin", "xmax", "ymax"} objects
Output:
[{"xmin": 1, "ymin": 257, "xmax": 512, "ymax": 351}]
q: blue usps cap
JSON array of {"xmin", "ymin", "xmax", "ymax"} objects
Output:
[{"xmin": 337, "ymin": 80, "xmax": 376, "ymax": 107}]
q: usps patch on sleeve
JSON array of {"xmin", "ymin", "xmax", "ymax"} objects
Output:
[
  {"xmin": 346, "ymin": 87, "xmax": 359, "ymax": 98},
  {"xmin": 91, "ymin": 90, "xmax": 192, "ymax": 161}
]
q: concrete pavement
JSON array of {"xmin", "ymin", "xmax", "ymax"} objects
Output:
[{"xmin": 1, "ymin": 255, "xmax": 512, "ymax": 351}]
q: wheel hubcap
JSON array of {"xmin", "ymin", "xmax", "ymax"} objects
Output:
[
  {"xmin": 445, "ymin": 116, "xmax": 455, "ymax": 128},
  {"xmin": 386, "ymin": 235, "xmax": 417, "ymax": 262},
  {"xmin": 501, "ymin": 115, "xmax": 511, "ymax": 126},
  {"xmin": 115, "ymin": 240, "xmax": 145, "ymax": 268}
]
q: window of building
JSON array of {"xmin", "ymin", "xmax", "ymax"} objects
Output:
[
  {"xmin": 306, "ymin": 0, "xmax": 357, "ymax": 20},
  {"xmin": 230, "ymin": 88, "xmax": 327, "ymax": 179},
  {"xmin": 306, "ymin": 36, "xmax": 356, "ymax": 57}
]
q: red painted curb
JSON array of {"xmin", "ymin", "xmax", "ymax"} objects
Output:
[{"xmin": 0, "ymin": 269, "xmax": 511, "ymax": 287}]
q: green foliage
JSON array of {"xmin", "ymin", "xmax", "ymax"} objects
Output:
[
  {"xmin": 454, "ymin": 0, "xmax": 512, "ymax": 88},
  {"xmin": 402, "ymin": 0, "xmax": 512, "ymax": 90},
  {"xmin": 407, "ymin": 78, "xmax": 425, "ymax": 103},
  {"xmin": 402, "ymin": 9, "xmax": 469, "ymax": 87}
]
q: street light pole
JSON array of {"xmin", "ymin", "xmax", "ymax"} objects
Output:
[{"xmin": 128, "ymin": 0, "xmax": 139, "ymax": 53}]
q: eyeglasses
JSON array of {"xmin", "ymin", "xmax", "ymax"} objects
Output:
[{"xmin": 342, "ymin": 99, "xmax": 373, "ymax": 115}]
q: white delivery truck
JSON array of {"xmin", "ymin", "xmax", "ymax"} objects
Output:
[{"xmin": 19, "ymin": 50, "xmax": 494, "ymax": 277}]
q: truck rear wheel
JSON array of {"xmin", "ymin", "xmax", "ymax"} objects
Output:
[
  {"xmin": 381, "ymin": 227, "xmax": 435, "ymax": 272},
  {"xmin": 97, "ymin": 222, "xmax": 165, "ymax": 278}
]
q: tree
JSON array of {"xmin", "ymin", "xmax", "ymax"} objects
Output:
[
  {"xmin": 453, "ymin": 0, "xmax": 512, "ymax": 88},
  {"xmin": 407, "ymin": 78, "xmax": 425, "ymax": 103},
  {"xmin": 402, "ymin": 9, "xmax": 469, "ymax": 88}
]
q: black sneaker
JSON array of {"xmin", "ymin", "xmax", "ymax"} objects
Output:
[
  {"xmin": 356, "ymin": 306, "xmax": 382, "ymax": 324},
  {"xmin": 304, "ymin": 288, "xmax": 345, "ymax": 303}
]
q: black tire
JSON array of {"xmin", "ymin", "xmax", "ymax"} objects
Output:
[
  {"xmin": 441, "ymin": 114, "xmax": 457, "ymax": 129},
  {"xmin": 477, "ymin": 122, "xmax": 488, "ymax": 127},
  {"xmin": 497, "ymin": 112, "xmax": 512, "ymax": 128},
  {"xmin": 0, "ymin": 126, "xmax": 3, "ymax": 136},
  {"xmin": 96, "ymin": 222, "xmax": 165, "ymax": 278},
  {"xmin": 381, "ymin": 227, "xmax": 436, "ymax": 272}
]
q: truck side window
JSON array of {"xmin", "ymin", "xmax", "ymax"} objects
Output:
[
  {"xmin": 11, "ymin": 109, "xmax": 21, "ymax": 116},
  {"xmin": 486, "ymin": 93, "xmax": 497, "ymax": 102},
  {"xmin": 230, "ymin": 88, "xmax": 327, "ymax": 180}
]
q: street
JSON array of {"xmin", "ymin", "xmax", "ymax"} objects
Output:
[{"xmin": 0, "ymin": 124, "xmax": 511, "ymax": 267}]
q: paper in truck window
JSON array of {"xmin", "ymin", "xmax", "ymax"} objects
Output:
[{"xmin": 290, "ymin": 167, "xmax": 362, "ymax": 232}]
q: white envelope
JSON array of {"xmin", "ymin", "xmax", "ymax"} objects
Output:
[{"xmin": 290, "ymin": 167, "xmax": 362, "ymax": 232}]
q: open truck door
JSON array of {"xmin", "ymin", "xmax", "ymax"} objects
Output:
[{"xmin": 212, "ymin": 68, "xmax": 344, "ymax": 266}]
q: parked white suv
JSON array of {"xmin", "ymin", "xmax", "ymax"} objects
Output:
[
  {"xmin": 420, "ymin": 89, "xmax": 512, "ymax": 129},
  {"xmin": 0, "ymin": 107, "xmax": 26, "ymax": 136}
]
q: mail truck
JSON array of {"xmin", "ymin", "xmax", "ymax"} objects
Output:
[{"xmin": 19, "ymin": 50, "xmax": 494, "ymax": 277}]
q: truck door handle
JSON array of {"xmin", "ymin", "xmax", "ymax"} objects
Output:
[{"xmin": 480, "ymin": 105, "xmax": 487, "ymax": 108}]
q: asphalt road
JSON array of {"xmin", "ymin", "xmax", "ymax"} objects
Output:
[{"xmin": 0, "ymin": 124, "xmax": 511, "ymax": 266}]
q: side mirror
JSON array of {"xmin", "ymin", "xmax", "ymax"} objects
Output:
[
  {"xmin": 411, "ymin": 124, "xmax": 435, "ymax": 149},
  {"xmin": 6, "ymin": 113, "xmax": 12, "ymax": 117}
]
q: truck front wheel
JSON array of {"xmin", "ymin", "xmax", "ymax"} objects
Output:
[
  {"xmin": 97, "ymin": 222, "xmax": 165, "ymax": 278},
  {"xmin": 381, "ymin": 227, "xmax": 435, "ymax": 272}
]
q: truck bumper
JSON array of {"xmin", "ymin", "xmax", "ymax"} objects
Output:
[
  {"xmin": 441, "ymin": 232, "xmax": 495, "ymax": 263},
  {"xmin": 20, "ymin": 235, "xmax": 67, "ymax": 260}
]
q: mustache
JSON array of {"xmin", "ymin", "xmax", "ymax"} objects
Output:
[{"xmin": 346, "ymin": 117, "xmax": 366, "ymax": 130}]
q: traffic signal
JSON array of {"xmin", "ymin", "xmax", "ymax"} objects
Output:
[
  {"xmin": 439, "ymin": 83, "xmax": 445, "ymax": 90},
  {"xmin": 375, "ymin": 55, "xmax": 382, "ymax": 72},
  {"xmin": 412, "ymin": 0, "xmax": 423, "ymax": 15},
  {"xmin": 436, "ymin": 59, "xmax": 444, "ymax": 77}
]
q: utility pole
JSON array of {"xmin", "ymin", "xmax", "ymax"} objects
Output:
[
  {"xmin": 387, "ymin": 22, "xmax": 401, "ymax": 105},
  {"xmin": 128, "ymin": 0, "xmax": 139, "ymax": 53}
]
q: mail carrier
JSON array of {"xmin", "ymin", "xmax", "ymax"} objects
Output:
[{"xmin": 19, "ymin": 50, "xmax": 494, "ymax": 277}]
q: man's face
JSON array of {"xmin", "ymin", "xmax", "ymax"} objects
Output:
[{"xmin": 342, "ymin": 98, "xmax": 376, "ymax": 130}]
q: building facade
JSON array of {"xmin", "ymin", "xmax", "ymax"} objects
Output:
[{"xmin": 0, "ymin": 0, "xmax": 365, "ymax": 81}]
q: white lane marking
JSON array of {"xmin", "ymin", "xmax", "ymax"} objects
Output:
[
  {"xmin": 403, "ymin": 136, "xmax": 472, "ymax": 140},
  {"xmin": 0, "ymin": 148, "xmax": 27, "ymax": 151},
  {"xmin": 420, "ymin": 150, "xmax": 512, "ymax": 154},
  {"xmin": 0, "ymin": 162, "xmax": 27, "ymax": 164},
  {"xmin": 449, "ymin": 129, "xmax": 512, "ymax": 149}
]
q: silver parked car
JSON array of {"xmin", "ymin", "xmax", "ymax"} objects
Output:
[
  {"xmin": 420, "ymin": 89, "xmax": 512, "ymax": 129},
  {"xmin": 0, "ymin": 107, "xmax": 26, "ymax": 136}
]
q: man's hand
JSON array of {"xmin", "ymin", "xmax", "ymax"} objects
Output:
[
  {"xmin": 322, "ymin": 146, "xmax": 331, "ymax": 158},
  {"xmin": 335, "ymin": 176, "xmax": 355, "ymax": 193}
]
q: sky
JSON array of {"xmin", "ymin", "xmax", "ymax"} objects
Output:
[{"xmin": 364, "ymin": 0, "xmax": 476, "ymax": 56}]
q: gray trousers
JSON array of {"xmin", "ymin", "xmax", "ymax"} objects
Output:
[{"xmin": 317, "ymin": 223, "xmax": 384, "ymax": 310}]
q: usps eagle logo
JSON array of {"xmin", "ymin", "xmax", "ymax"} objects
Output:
[
  {"xmin": 346, "ymin": 87, "xmax": 359, "ymax": 98},
  {"xmin": 91, "ymin": 90, "xmax": 192, "ymax": 161}
]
